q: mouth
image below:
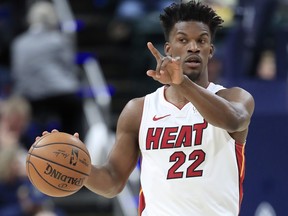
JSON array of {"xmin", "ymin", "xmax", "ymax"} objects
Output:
[{"xmin": 184, "ymin": 55, "xmax": 201, "ymax": 68}]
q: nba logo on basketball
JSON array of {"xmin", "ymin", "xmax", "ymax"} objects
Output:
[{"xmin": 70, "ymin": 148, "xmax": 78, "ymax": 166}]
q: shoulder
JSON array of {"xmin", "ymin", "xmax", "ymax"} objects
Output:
[
  {"xmin": 217, "ymin": 86, "xmax": 254, "ymax": 103},
  {"xmin": 117, "ymin": 97, "xmax": 145, "ymax": 133},
  {"xmin": 125, "ymin": 97, "xmax": 145, "ymax": 110},
  {"xmin": 218, "ymin": 86, "xmax": 255, "ymax": 119},
  {"xmin": 121, "ymin": 97, "xmax": 145, "ymax": 119}
]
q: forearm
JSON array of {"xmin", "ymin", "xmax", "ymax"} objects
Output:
[
  {"xmin": 84, "ymin": 164, "xmax": 124, "ymax": 198},
  {"xmin": 173, "ymin": 76, "xmax": 249, "ymax": 132}
]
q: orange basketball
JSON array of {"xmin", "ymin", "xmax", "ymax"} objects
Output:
[{"xmin": 26, "ymin": 132, "xmax": 92, "ymax": 197}]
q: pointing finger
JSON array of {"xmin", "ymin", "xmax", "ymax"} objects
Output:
[{"xmin": 147, "ymin": 42, "xmax": 163, "ymax": 61}]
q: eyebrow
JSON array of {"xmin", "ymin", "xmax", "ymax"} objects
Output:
[
  {"xmin": 176, "ymin": 31, "xmax": 210, "ymax": 38},
  {"xmin": 200, "ymin": 32, "xmax": 209, "ymax": 37}
]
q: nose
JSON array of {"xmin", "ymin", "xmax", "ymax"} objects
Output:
[{"xmin": 187, "ymin": 41, "xmax": 199, "ymax": 53}]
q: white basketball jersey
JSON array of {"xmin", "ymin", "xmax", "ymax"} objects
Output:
[{"xmin": 138, "ymin": 83, "xmax": 245, "ymax": 216}]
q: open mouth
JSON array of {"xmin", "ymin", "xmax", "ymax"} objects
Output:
[{"xmin": 184, "ymin": 55, "xmax": 201, "ymax": 68}]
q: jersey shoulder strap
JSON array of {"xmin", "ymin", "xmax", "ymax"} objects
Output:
[{"xmin": 207, "ymin": 82, "xmax": 226, "ymax": 94}]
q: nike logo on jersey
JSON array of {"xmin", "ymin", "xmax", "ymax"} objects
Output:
[{"xmin": 153, "ymin": 114, "xmax": 171, "ymax": 121}]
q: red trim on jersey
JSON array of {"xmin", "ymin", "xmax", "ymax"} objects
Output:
[
  {"xmin": 138, "ymin": 188, "xmax": 145, "ymax": 216},
  {"xmin": 235, "ymin": 142, "xmax": 246, "ymax": 212}
]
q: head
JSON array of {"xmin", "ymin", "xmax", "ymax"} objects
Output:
[
  {"xmin": 160, "ymin": 0, "xmax": 223, "ymax": 84},
  {"xmin": 27, "ymin": 1, "xmax": 59, "ymax": 29},
  {"xmin": 160, "ymin": 0, "xmax": 223, "ymax": 42},
  {"xmin": 0, "ymin": 96, "xmax": 31, "ymax": 138}
]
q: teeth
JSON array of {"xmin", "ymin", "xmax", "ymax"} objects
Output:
[
  {"xmin": 186, "ymin": 56, "xmax": 200, "ymax": 63},
  {"xmin": 188, "ymin": 59, "xmax": 199, "ymax": 62}
]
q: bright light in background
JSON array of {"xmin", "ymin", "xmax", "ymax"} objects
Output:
[
  {"xmin": 61, "ymin": 20, "xmax": 77, "ymax": 33},
  {"xmin": 255, "ymin": 202, "xmax": 276, "ymax": 216}
]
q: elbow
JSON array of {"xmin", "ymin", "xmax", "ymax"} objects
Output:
[{"xmin": 226, "ymin": 114, "xmax": 251, "ymax": 133}]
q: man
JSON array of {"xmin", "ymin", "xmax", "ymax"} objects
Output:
[
  {"xmin": 11, "ymin": 1, "xmax": 84, "ymax": 138},
  {"xmin": 40, "ymin": 1, "xmax": 255, "ymax": 215}
]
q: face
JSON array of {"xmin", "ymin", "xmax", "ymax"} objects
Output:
[
  {"xmin": 1, "ymin": 113, "xmax": 29, "ymax": 137},
  {"xmin": 165, "ymin": 21, "xmax": 214, "ymax": 83}
]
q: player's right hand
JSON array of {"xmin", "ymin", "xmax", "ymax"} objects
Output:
[{"xmin": 35, "ymin": 129, "xmax": 79, "ymax": 141}]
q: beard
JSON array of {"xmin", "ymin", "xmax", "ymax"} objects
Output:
[{"xmin": 184, "ymin": 69, "xmax": 201, "ymax": 82}]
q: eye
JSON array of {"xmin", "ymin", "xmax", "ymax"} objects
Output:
[
  {"xmin": 198, "ymin": 38, "xmax": 206, "ymax": 44},
  {"xmin": 178, "ymin": 38, "xmax": 187, "ymax": 43}
]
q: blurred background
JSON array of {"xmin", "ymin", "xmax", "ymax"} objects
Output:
[{"xmin": 0, "ymin": 0, "xmax": 287, "ymax": 215}]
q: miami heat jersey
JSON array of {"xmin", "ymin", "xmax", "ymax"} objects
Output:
[{"xmin": 138, "ymin": 83, "xmax": 245, "ymax": 216}]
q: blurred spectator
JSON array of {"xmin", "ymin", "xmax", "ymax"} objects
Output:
[
  {"xmin": 115, "ymin": 0, "xmax": 175, "ymax": 19},
  {"xmin": 223, "ymin": 0, "xmax": 279, "ymax": 79},
  {"xmin": 107, "ymin": 0, "xmax": 174, "ymax": 42},
  {"xmin": 256, "ymin": 49, "xmax": 276, "ymax": 80},
  {"xmin": 200, "ymin": 0, "xmax": 238, "ymax": 84},
  {"xmin": 0, "ymin": 96, "xmax": 64, "ymax": 216},
  {"xmin": 208, "ymin": 52, "xmax": 224, "ymax": 83},
  {"xmin": 200, "ymin": 0, "xmax": 237, "ymax": 27},
  {"xmin": 10, "ymin": 1, "xmax": 85, "ymax": 139},
  {"xmin": 0, "ymin": 96, "xmax": 31, "ymax": 151}
]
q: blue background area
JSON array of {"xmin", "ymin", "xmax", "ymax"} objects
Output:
[{"xmin": 232, "ymin": 80, "xmax": 288, "ymax": 215}]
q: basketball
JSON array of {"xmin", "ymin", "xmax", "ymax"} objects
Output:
[{"xmin": 26, "ymin": 132, "xmax": 92, "ymax": 197}]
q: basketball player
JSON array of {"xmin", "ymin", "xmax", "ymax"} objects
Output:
[{"xmin": 40, "ymin": 1, "xmax": 255, "ymax": 215}]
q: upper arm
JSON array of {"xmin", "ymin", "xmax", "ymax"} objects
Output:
[{"xmin": 106, "ymin": 97, "xmax": 144, "ymax": 188}]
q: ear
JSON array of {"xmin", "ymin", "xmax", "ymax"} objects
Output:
[
  {"xmin": 164, "ymin": 42, "xmax": 171, "ymax": 56},
  {"xmin": 209, "ymin": 44, "xmax": 215, "ymax": 59}
]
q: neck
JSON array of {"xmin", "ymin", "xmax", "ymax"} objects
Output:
[{"xmin": 164, "ymin": 85, "xmax": 189, "ymax": 109}]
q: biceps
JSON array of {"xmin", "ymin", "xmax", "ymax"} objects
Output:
[{"xmin": 108, "ymin": 133, "xmax": 139, "ymax": 183}]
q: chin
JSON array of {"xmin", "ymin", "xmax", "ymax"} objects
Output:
[{"xmin": 184, "ymin": 70, "xmax": 200, "ymax": 81}]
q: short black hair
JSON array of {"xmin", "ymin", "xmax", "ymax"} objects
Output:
[{"xmin": 160, "ymin": 0, "xmax": 223, "ymax": 41}]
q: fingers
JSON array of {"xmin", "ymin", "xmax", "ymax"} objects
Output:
[
  {"xmin": 160, "ymin": 56, "xmax": 171, "ymax": 68},
  {"xmin": 147, "ymin": 42, "xmax": 164, "ymax": 75},
  {"xmin": 147, "ymin": 42, "xmax": 181, "ymax": 84},
  {"xmin": 41, "ymin": 129, "xmax": 58, "ymax": 136},
  {"xmin": 147, "ymin": 55, "xmax": 181, "ymax": 85},
  {"xmin": 74, "ymin": 132, "xmax": 79, "ymax": 139},
  {"xmin": 147, "ymin": 42, "xmax": 163, "ymax": 61},
  {"xmin": 174, "ymin": 56, "xmax": 181, "ymax": 61},
  {"xmin": 36, "ymin": 130, "xmax": 80, "ymax": 142},
  {"xmin": 146, "ymin": 69, "xmax": 154, "ymax": 77},
  {"xmin": 42, "ymin": 131, "xmax": 49, "ymax": 136},
  {"xmin": 35, "ymin": 129, "xmax": 58, "ymax": 141}
]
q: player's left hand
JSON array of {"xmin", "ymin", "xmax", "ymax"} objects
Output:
[{"xmin": 146, "ymin": 42, "xmax": 183, "ymax": 85}]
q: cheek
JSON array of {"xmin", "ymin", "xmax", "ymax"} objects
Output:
[
  {"xmin": 202, "ymin": 48, "xmax": 212, "ymax": 60},
  {"xmin": 168, "ymin": 43, "xmax": 185, "ymax": 55}
]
